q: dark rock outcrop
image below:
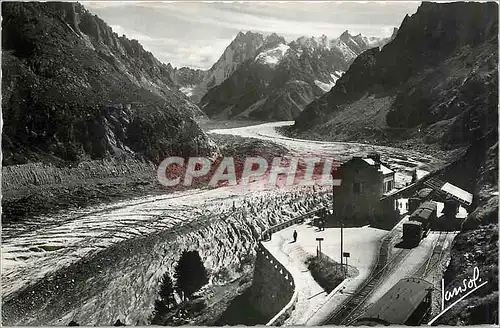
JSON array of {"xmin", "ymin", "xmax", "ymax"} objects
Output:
[
  {"xmin": 2, "ymin": 2, "xmax": 217, "ymax": 166},
  {"xmin": 439, "ymin": 224, "xmax": 498, "ymax": 325}
]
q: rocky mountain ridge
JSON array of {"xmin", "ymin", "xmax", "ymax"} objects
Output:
[
  {"xmin": 2, "ymin": 2, "xmax": 217, "ymax": 166},
  {"xmin": 196, "ymin": 30, "xmax": 395, "ymax": 121},
  {"xmin": 168, "ymin": 31, "xmax": 266, "ymax": 103},
  {"xmin": 294, "ymin": 2, "xmax": 497, "ymax": 149},
  {"xmin": 291, "ymin": 1, "xmax": 498, "ymax": 221}
]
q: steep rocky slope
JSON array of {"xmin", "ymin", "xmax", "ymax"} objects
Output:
[
  {"xmin": 294, "ymin": 2, "xmax": 497, "ymax": 151},
  {"xmin": 170, "ymin": 31, "xmax": 265, "ymax": 103},
  {"xmin": 2, "ymin": 2, "xmax": 216, "ymax": 166},
  {"xmin": 439, "ymin": 223, "xmax": 498, "ymax": 325},
  {"xmin": 291, "ymin": 0, "xmax": 498, "ymax": 213},
  {"xmin": 199, "ymin": 30, "xmax": 396, "ymax": 121}
]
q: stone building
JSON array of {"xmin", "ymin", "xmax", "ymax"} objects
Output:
[{"xmin": 332, "ymin": 154, "xmax": 395, "ymax": 226}]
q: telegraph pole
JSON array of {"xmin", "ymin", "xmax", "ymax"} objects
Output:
[
  {"xmin": 332, "ymin": 173, "xmax": 343, "ymax": 275},
  {"xmin": 316, "ymin": 238, "xmax": 324, "ymax": 260},
  {"xmin": 341, "ymin": 217, "xmax": 344, "ymax": 277}
]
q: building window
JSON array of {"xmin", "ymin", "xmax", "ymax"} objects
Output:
[
  {"xmin": 384, "ymin": 181, "xmax": 393, "ymax": 193},
  {"xmin": 353, "ymin": 182, "xmax": 364, "ymax": 194}
]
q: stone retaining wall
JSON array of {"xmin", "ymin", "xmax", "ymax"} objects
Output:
[
  {"xmin": 249, "ymin": 208, "xmax": 323, "ymax": 325},
  {"xmin": 249, "ymin": 244, "xmax": 296, "ymax": 324}
]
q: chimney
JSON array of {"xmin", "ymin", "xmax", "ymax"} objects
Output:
[{"xmin": 368, "ymin": 152, "xmax": 381, "ymax": 163}]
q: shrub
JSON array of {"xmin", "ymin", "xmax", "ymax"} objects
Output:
[
  {"xmin": 174, "ymin": 250, "xmax": 209, "ymax": 301},
  {"xmin": 305, "ymin": 255, "xmax": 344, "ymax": 293}
]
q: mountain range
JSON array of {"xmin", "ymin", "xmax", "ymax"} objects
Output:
[
  {"xmin": 2, "ymin": 1, "xmax": 394, "ymax": 165},
  {"xmin": 171, "ymin": 29, "xmax": 397, "ymax": 120},
  {"xmin": 168, "ymin": 31, "xmax": 266, "ymax": 104}
]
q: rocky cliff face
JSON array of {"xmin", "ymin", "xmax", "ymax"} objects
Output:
[
  {"xmin": 294, "ymin": 2, "xmax": 498, "ymax": 151},
  {"xmin": 171, "ymin": 31, "xmax": 265, "ymax": 103},
  {"xmin": 2, "ymin": 2, "xmax": 217, "ymax": 166},
  {"xmin": 439, "ymin": 224, "xmax": 498, "ymax": 325},
  {"xmin": 198, "ymin": 31, "xmax": 394, "ymax": 121}
]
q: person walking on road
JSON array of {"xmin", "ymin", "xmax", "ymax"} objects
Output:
[{"xmin": 293, "ymin": 230, "xmax": 298, "ymax": 243}]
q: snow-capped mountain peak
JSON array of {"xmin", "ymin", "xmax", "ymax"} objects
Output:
[
  {"xmin": 170, "ymin": 31, "xmax": 265, "ymax": 101},
  {"xmin": 199, "ymin": 28, "xmax": 396, "ymax": 121},
  {"xmin": 293, "ymin": 35, "xmax": 331, "ymax": 51},
  {"xmin": 209, "ymin": 31, "xmax": 265, "ymax": 83},
  {"xmin": 255, "ymin": 43, "xmax": 290, "ymax": 67},
  {"xmin": 339, "ymin": 30, "xmax": 353, "ymax": 42},
  {"xmin": 263, "ymin": 33, "xmax": 287, "ymax": 47},
  {"xmin": 173, "ymin": 29, "xmax": 396, "ymax": 108}
]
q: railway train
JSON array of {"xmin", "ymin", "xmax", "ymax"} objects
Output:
[
  {"xmin": 408, "ymin": 188, "xmax": 434, "ymax": 212},
  {"xmin": 409, "ymin": 201, "xmax": 437, "ymax": 231},
  {"xmin": 353, "ymin": 278, "xmax": 433, "ymax": 326},
  {"xmin": 403, "ymin": 201, "xmax": 437, "ymax": 246},
  {"xmin": 403, "ymin": 221, "xmax": 424, "ymax": 246}
]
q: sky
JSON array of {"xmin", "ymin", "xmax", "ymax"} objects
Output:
[{"xmin": 82, "ymin": 1, "xmax": 421, "ymax": 70}]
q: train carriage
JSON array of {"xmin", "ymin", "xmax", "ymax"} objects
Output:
[
  {"xmin": 403, "ymin": 221, "xmax": 423, "ymax": 246},
  {"xmin": 353, "ymin": 278, "xmax": 433, "ymax": 326},
  {"xmin": 409, "ymin": 201, "xmax": 437, "ymax": 232},
  {"xmin": 408, "ymin": 197, "xmax": 421, "ymax": 213}
]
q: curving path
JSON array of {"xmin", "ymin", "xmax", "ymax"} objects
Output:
[
  {"xmin": 262, "ymin": 227, "xmax": 326, "ymax": 325},
  {"xmin": 262, "ymin": 219, "xmax": 389, "ymax": 325}
]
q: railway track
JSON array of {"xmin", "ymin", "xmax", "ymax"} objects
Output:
[
  {"xmin": 414, "ymin": 231, "xmax": 450, "ymax": 279},
  {"xmin": 323, "ymin": 234, "xmax": 412, "ymax": 325},
  {"xmin": 340, "ymin": 231, "xmax": 450, "ymax": 325}
]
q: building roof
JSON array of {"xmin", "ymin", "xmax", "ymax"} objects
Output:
[
  {"xmin": 441, "ymin": 182, "xmax": 473, "ymax": 206},
  {"xmin": 379, "ymin": 165, "xmax": 394, "ymax": 175},
  {"xmin": 404, "ymin": 220, "xmax": 423, "ymax": 227},
  {"xmin": 362, "ymin": 158, "xmax": 394, "ymax": 175},
  {"xmin": 363, "ymin": 158, "xmax": 376, "ymax": 165},
  {"xmin": 357, "ymin": 278, "xmax": 433, "ymax": 324}
]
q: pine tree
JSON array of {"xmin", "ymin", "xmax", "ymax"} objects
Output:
[
  {"xmin": 174, "ymin": 250, "xmax": 209, "ymax": 301},
  {"xmin": 157, "ymin": 272, "xmax": 176, "ymax": 310},
  {"xmin": 151, "ymin": 272, "xmax": 176, "ymax": 325}
]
